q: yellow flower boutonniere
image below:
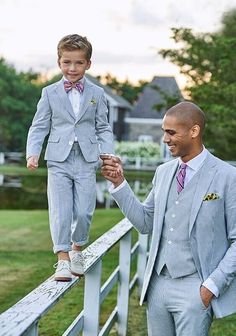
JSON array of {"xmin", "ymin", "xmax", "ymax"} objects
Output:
[
  {"xmin": 203, "ymin": 193, "xmax": 220, "ymax": 201},
  {"xmin": 90, "ymin": 99, "xmax": 96, "ymax": 105}
]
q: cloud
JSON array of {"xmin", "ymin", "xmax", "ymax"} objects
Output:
[
  {"xmin": 93, "ymin": 50, "xmax": 162, "ymax": 64},
  {"xmin": 130, "ymin": 0, "xmax": 164, "ymax": 26}
]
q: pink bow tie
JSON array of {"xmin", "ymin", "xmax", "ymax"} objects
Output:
[{"xmin": 64, "ymin": 81, "xmax": 84, "ymax": 93}]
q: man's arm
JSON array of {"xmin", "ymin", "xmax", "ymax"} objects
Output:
[{"xmin": 101, "ymin": 156, "xmax": 155, "ymax": 234}]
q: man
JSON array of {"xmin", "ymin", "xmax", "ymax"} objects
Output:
[{"xmin": 101, "ymin": 102, "xmax": 236, "ymax": 336}]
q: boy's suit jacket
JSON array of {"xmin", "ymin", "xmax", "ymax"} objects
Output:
[
  {"xmin": 112, "ymin": 151, "xmax": 236, "ymax": 318},
  {"xmin": 26, "ymin": 77, "xmax": 114, "ymax": 162}
]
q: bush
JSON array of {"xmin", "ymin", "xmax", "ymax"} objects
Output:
[{"xmin": 115, "ymin": 141, "xmax": 160, "ymax": 159}]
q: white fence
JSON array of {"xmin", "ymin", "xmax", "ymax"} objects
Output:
[{"xmin": 0, "ymin": 219, "xmax": 149, "ymax": 336}]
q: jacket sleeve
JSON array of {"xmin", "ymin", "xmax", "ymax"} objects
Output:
[
  {"xmin": 111, "ymin": 171, "xmax": 158, "ymax": 234},
  {"xmin": 26, "ymin": 88, "xmax": 52, "ymax": 159},
  {"xmin": 95, "ymin": 89, "xmax": 114, "ymax": 154}
]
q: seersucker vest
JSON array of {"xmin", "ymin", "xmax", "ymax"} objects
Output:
[{"xmin": 154, "ymin": 166, "xmax": 203, "ymax": 278}]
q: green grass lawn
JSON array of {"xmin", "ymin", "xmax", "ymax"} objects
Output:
[
  {"xmin": 0, "ymin": 208, "xmax": 147, "ymax": 335},
  {"xmin": 1, "ymin": 209, "xmax": 236, "ymax": 335}
]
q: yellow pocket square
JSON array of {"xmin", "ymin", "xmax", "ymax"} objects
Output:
[
  {"xmin": 90, "ymin": 99, "xmax": 96, "ymax": 105},
  {"xmin": 203, "ymin": 193, "xmax": 220, "ymax": 201}
]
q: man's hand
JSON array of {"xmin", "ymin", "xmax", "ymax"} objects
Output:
[
  {"xmin": 200, "ymin": 285, "xmax": 214, "ymax": 308},
  {"xmin": 100, "ymin": 155, "xmax": 124, "ymax": 188},
  {"xmin": 27, "ymin": 156, "xmax": 39, "ymax": 170}
]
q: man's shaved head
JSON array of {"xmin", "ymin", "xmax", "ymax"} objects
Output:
[{"xmin": 165, "ymin": 102, "xmax": 206, "ymax": 134}]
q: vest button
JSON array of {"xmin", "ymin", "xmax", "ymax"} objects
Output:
[
  {"xmin": 69, "ymin": 141, "xmax": 73, "ymax": 146},
  {"xmin": 168, "ymin": 240, "xmax": 172, "ymax": 244},
  {"xmin": 171, "ymin": 214, "xmax": 176, "ymax": 218}
]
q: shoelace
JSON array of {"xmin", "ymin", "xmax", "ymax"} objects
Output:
[
  {"xmin": 71, "ymin": 252, "xmax": 84, "ymax": 263},
  {"xmin": 53, "ymin": 260, "xmax": 71, "ymax": 270}
]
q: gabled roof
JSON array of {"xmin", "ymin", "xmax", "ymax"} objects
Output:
[
  {"xmin": 130, "ymin": 76, "xmax": 183, "ymax": 119},
  {"xmin": 85, "ymin": 73, "xmax": 132, "ymax": 110}
]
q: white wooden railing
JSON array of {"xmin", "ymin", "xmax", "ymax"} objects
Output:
[{"xmin": 0, "ymin": 218, "xmax": 149, "ymax": 336}]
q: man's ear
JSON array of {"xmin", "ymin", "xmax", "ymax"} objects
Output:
[{"xmin": 191, "ymin": 124, "xmax": 200, "ymax": 138}]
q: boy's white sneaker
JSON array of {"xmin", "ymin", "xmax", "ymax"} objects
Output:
[
  {"xmin": 69, "ymin": 250, "xmax": 84, "ymax": 276},
  {"xmin": 54, "ymin": 260, "xmax": 72, "ymax": 282}
]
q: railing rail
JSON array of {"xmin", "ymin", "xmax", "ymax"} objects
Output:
[{"xmin": 0, "ymin": 218, "xmax": 148, "ymax": 336}]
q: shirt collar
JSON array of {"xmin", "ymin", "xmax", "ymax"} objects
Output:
[
  {"xmin": 179, "ymin": 146, "xmax": 208, "ymax": 172},
  {"xmin": 63, "ymin": 76, "xmax": 84, "ymax": 84}
]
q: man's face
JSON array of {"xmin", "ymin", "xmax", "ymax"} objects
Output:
[
  {"xmin": 58, "ymin": 49, "xmax": 91, "ymax": 83},
  {"xmin": 162, "ymin": 115, "xmax": 195, "ymax": 161}
]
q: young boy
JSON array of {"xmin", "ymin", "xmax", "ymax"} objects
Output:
[{"xmin": 26, "ymin": 34, "xmax": 114, "ymax": 281}]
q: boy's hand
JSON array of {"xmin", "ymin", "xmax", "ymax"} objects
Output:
[
  {"xmin": 100, "ymin": 155, "xmax": 124, "ymax": 188},
  {"xmin": 27, "ymin": 156, "xmax": 39, "ymax": 170}
]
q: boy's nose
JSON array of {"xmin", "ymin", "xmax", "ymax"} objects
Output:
[{"xmin": 69, "ymin": 63, "xmax": 76, "ymax": 70}]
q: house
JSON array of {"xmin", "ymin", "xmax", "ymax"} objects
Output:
[
  {"xmin": 85, "ymin": 74, "xmax": 132, "ymax": 141},
  {"xmin": 125, "ymin": 76, "xmax": 183, "ymax": 143}
]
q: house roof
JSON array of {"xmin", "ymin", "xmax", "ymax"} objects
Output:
[
  {"xmin": 85, "ymin": 73, "xmax": 132, "ymax": 110},
  {"xmin": 130, "ymin": 76, "xmax": 183, "ymax": 119}
]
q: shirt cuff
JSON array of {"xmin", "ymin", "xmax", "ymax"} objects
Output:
[
  {"xmin": 202, "ymin": 278, "xmax": 219, "ymax": 297},
  {"xmin": 109, "ymin": 180, "xmax": 127, "ymax": 194}
]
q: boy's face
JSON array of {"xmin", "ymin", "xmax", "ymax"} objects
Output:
[{"xmin": 58, "ymin": 49, "xmax": 91, "ymax": 83}]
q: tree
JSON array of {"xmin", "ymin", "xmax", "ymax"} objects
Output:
[
  {"xmin": 159, "ymin": 9, "xmax": 236, "ymax": 160},
  {"xmin": 98, "ymin": 73, "xmax": 148, "ymax": 104},
  {"xmin": 0, "ymin": 58, "xmax": 41, "ymax": 152}
]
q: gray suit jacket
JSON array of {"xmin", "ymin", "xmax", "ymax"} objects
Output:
[
  {"xmin": 112, "ymin": 151, "xmax": 236, "ymax": 318},
  {"xmin": 26, "ymin": 77, "xmax": 114, "ymax": 162}
]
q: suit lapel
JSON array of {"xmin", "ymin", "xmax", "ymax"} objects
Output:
[
  {"xmin": 189, "ymin": 153, "xmax": 218, "ymax": 235},
  {"xmin": 156, "ymin": 160, "xmax": 179, "ymax": 227},
  {"xmin": 77, "ymin": 78, "xmax": 94, "ymax": 122},
  {"xmin": 55, "ymin": 79, "xmax": 75, "ymax": 120}
]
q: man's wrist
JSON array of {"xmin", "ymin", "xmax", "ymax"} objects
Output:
[{"xmin": 113, "ymin": 176, "xmax": 125, "ymax": 188}]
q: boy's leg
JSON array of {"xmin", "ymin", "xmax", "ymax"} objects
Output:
[
  {"xmin": 69, "ymin": 172, "xmax": 96, "ymax": 276},
  {"xmin": 69, "ymin": 146, "xmax": 97, "ymax": 275},
  {"xmin": 47, "ymin": 156, "xmax": 78, "ymax": 281},
  {"xmin": 71, "ymin": 172, "xmax": 97, "ymax": 247},
  {"xmin": 71, "ymin": 144, "xmax": 97, "ymax": 247},
  {"xmin": 47, "ymin": 163, "xmax": 74, "ymax": 254}
]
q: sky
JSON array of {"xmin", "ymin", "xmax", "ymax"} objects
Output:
[{"xmin": 0, "ymin": 0, "xmax": 236, "ymax": 88}]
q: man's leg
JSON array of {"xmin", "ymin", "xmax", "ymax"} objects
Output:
[
  {"xmin": 167, "ymin": 274, "xmax": 213, "ymax": 336},
  {"xmin": 147, "ymin": 271, "xmax": 176, "ymax": 336}
]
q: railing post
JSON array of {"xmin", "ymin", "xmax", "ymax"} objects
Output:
[
  {"xmin": 135, "ymin": 156, "xmax": 141, "ymax": 170},
  {"xmin": 137, "ymin": 233, "xmax": 148, "ymax": 296},
  {"xmin": 23, "ymin": 323, "xmax": 38, "ymax": 336},
  {"xmin": 117, "ymin": 231, "xmax": 132, "ymax": 336},
  {"xmin": 83, "ymin": 260, "xmax": 102, "ymax": 336}
]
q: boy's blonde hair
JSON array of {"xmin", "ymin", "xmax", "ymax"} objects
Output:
[{"xmin": 57, "ymin": 34, "xmax": 92, "ymax": 61}]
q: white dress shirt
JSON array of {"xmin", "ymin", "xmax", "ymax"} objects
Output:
[{"xmin": 64, "ymin": 76, "xmax": 84, "ymax": 142}]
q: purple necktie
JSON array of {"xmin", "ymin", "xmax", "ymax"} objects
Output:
[
  {"xmin": 64, "ymin": 81, "xmax": 84, "ymax": 93},
  {"xmin": 176, "ymin": 163, "xmax": 187, "ymax": 193}
]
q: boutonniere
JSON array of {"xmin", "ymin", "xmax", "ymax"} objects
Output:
[
  {"xmin": 90, "ymin": 99, "xmax": 96, "ymax": 105},
  {"xmin": 203, "ymin": 193, "xmax": 220, "ymax": 201}
]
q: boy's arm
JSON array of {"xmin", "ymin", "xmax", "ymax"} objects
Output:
[
  {"xmin": 95, "ymin": 90, "xmax": 115, "ymax": 154},
  {"xmin": 27, "ymin": 155, "xmax": 39, "ymax": 170},
  {"xmin": 26, "ymin": 88, "xmax": 52, "ymax": 162}
]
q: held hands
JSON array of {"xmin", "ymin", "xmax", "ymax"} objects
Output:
[
  {"xmin": 100, "ymin": 154, "xmax": 124, "ymax": 188},
  {"xmin": 27, "ymin": 155, "xmax": 39, "ymax": 170}
]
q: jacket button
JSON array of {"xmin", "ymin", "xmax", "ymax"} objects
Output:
[{"xmin": 69, "ymin": 141, "xmax": 73, "ymax": 146}]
